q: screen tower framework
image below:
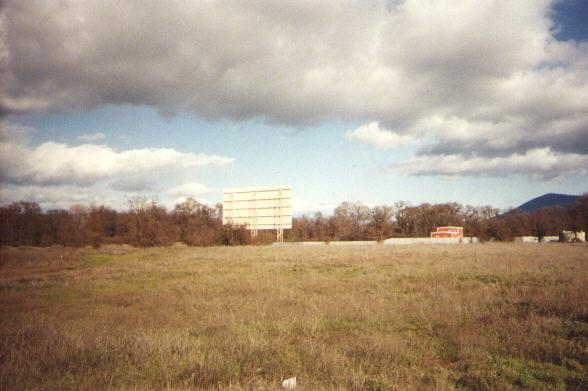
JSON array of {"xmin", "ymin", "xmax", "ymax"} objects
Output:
[{"xmin": 222, "ymin": 185, "xmax": 292, "ymax": 242}]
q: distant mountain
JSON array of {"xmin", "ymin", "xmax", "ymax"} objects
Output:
[{"xmin": 516, "ymin": 193, "xmax": 579, "ymax": 212}]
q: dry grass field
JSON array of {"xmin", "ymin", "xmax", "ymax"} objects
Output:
[{"xmin": 1, "ymin": 243, "xmax": 587, "ymax": 390}]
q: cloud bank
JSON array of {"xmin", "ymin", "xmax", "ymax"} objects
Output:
[
  {"xmin": 0, "ymin": 140, "xmax": 233, "ymax": 186},
  {"xmin": 0, "ymin": 121, "xmax": 233, "ymax": 209},
  {"xmin": 1, "ymin": 0, "xmax": 587, "ymax": 177},
  {"xmin": 391, "ymin": 148, "xmax": 588, "ymax": 179}
]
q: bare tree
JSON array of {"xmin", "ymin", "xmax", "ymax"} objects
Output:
[
  {"xmin": 173, "ymin": 198, "xmax": 222, "ymax": 245},
  {"xmin": 127, "ymin": 196, "xmax": 148, "ymax": 246},
  {"xmin": 369, "ymin": 205, "xmax": 394, "ymax": 241}
]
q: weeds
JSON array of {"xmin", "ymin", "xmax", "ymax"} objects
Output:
[{"xmin": 0, "ymin": 244, "xmax": 586, "ymax": 390}]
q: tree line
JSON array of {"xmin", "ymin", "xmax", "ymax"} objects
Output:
[
  {"xmin": 0, "ymin": 197, "xmax": 226, "ymax": 248},
  {"xmin": 1, "ymin": 195, "xmax": 587, "ymax": 247},
  {"xmin": 289, "ymin": 197, "xmax": 588, "ymax": 242}
]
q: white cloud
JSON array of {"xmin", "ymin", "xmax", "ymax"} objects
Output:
[
  {"xmin": 391, "ymin": 148, "xmax": 588, "ymax": 178},
  {"xmin": 0, "ymin": 138, "xmax": 233, "ymax": 186},
  {"xmin": 77, "ymin": 132, "xmax": 106, "ymax": 141},
  {"xmin": 346, "ymin": 122, "xmax": 416, "ymax": 149}
]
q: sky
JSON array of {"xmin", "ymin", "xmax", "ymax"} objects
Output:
[{"xmin": 1, "ymin": 0, "xmax": 587, "ymax": 214}]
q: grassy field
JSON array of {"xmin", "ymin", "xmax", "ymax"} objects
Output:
[{"xmin": 0, "ymin": 243, "xmax": 587, "ymax": 390}]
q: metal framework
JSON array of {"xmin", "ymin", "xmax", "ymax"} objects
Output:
[{"xmin": 275, "ymin": 188, "xmax": 284, "ymax": 242}]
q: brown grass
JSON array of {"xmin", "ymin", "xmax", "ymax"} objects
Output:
[{"xmin": 1, "ymin": 243, "xmax": 587, "ymax": 390}]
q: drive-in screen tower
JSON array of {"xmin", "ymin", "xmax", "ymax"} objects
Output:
[{"xmin": 222, "ymin": 185, "xmax": 292, "ymax": 242}]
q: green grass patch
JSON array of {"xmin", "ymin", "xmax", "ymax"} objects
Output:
[{"xmin": 83, "ymin": 253, "xmax": 114, "ymax": 268}]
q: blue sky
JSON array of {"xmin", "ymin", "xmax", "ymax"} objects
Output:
[
  {"xmin": 1, "ymin": 1, "xmax": 587, "ymax": 214},
  {"xmin": 552, "ymin": 0, "xmax": 588, "ymax": 40}
]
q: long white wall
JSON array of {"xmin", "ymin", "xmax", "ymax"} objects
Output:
[{"xmin": 275, "ymin": 237, "xmax": 480, "ymax": 246}]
